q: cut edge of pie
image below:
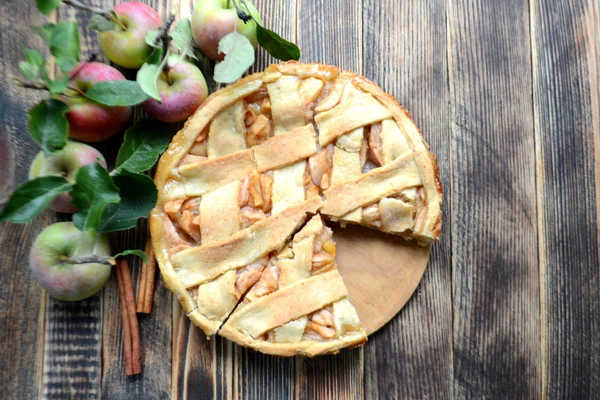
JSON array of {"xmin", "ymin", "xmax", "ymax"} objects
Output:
[{"xmin": 149, "ymin": 61, "xmax": 442, "ymax": 356}]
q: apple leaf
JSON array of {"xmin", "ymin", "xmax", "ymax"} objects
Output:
[
  {"xmin": 113, "ymin": 249, "xmax": 149, "ymax": 263},
  {"xmin": 35, "ymin": 0, "xmax": 61, "ymax": 15},
  {"xmin": 137, "ymin": 63, "xmax": 162, "ymax": 101},
  {"xmin": 24, "ymin": 49, "xmax": 44, "ymax": 66},
  {"xmin": 50, "ymin": 22, "xmax": 80, "ymax": 72},
  {"xmin": 87, "ymin": 14, "xmax": 116, "ymax": 32},
  {"xmin": 0, "ymin": 177, "xmax": 71, "ymax": 223},
  {"xmin": 19, "ymin": 62, "xmax": 40, "ymax": 81},
  {"xmin": 28, "ymin": 99, "xmax": 69, "ymax": 156},
  {"xmin": 256, "ymin": 25, "xmax": 300, "ymax": 61},
  {"xmin": 83, "ymin": 80, "xmax": 148, "ymax": 106},
  {"xmin": 41, "ymin": 70, "xmax": 69, "ymax": 94},
  {"xmin": 170, "ymin": 19, "xmax": 197, "ymax": 59},
  {"xmin": 214, "ymin": 31, "xmax": 255, "ymax": 84},
  {"xmin": 72, "ymin": 162, "xmax": 121, "ymax": 232},
  {"xmin": 32, "ymin": 24, "xmax": 56, "ymax": 44},
  {"xmin": 114, "ymin": 120, "xmax": 169, "ymax": 174},
  {"xmin": 146, "ymin": 46, "xmax": 164, "ymax": 65},
  {"xmin": 145, "ymin": 30, "xmax": 161, "ymax": 48},
  {"xmin": 98, "ymin": 170, "xmax": 157, "ymax": 233}
]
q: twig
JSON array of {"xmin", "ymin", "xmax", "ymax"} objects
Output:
[
  {"xmin": 116, "ymin": 259, "xmax": 142, "ymax": 376},
  {"xmin": 63, "ymin": 254, "xmax": 116, "ymax": 265}
]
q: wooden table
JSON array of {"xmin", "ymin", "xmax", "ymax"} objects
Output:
[{"xmin": 1, "ymin": 0, "xmax": 599, "ymax": 398}]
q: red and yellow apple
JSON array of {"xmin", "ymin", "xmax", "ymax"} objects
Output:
[
  {"xmin": 29, "ymin": 140, "xmax": 107, "ymax": 214},
  {"xmin": 29, "ymin": 222, "xmax": 112, "ymax": 301},
  {"xmin": 98, "ymin": 2, "xmax": 163, "ymax": 69},
  {"xmin": 142, "ymin": 56, "xmax": 209, "ymax": 122},
  {"xmin": 191, "ymin": 0, "xmax": 262, "ymax": 61},
  {"xmin": 63, "ymin": 62, "xmax": 132, "ymax": 143}
]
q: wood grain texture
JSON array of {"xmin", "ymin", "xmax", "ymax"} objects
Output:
[
  {"xmin": 448, "ymin": 0, "xmax": 541, "ymax": 398},
  {"xmin": 38, "ymin": 4, "xmax": 108, "ymax": 398},
  {"xmin": 531, "ymin": 0, "xmax": 600, "ymax": 397},
  {"xmin": 98, "ymin": 0, "xmax": 174, "ymax": 397},
  {"xmin": 362, "ymin": 0, "xmax": 454, "ymax": 398},
  {"xmin": 0, "ymin": 1, "xmax": 56, "ymax": 399},
  {"xmin": 294, "ymin": 1, "xmax": 365, "ymax": 399}
]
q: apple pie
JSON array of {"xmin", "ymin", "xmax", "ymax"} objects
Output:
[{"xmin": 150, "ymin": 62, "xmax": 442, "ymax": 356}]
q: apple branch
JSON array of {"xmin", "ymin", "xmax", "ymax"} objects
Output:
[
  {"xmin": 12, "ymin": 77, "xmax": 86, "ymax": 97},
  {"xmin": 230, "ymin": 0, "xmax": 253, "ymax": 23},
  {"xmin": 158, "ymin": 14, "xmax": 176, "ymax": 53}
]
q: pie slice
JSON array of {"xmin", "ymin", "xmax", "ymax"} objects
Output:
[
  {"xmin": 150, "ymin": 62, "xmax": 442, "ymax": 356},
  {"xmin": 219, "ymin": 215, "xmax": 366, "ymax": 356}
]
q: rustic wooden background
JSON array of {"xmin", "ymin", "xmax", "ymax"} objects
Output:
[{"xmin": 1, "ymin": 0, "xmax": 599, "ymax": 398}]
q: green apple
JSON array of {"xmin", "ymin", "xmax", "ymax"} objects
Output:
[
  {"xmin": 29, "ymin": 141, "xmax": 107, "ymax": 214},
  {"xmin": 29, "ymin": 222, "xmax": 112, "ymax": 301},
  {"xmin": 192, "ymin": 0, "xmax": 262, "ymax": 61},
  {"xmin": 98, "ymin": 2, "xmax": 163, "ymax": 69}
]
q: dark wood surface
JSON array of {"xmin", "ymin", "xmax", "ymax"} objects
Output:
[{"xmin": 0, "ymin": 0, "xmax": 598, "ymax": 398}]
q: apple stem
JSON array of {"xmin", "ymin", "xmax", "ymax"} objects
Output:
[{"xmin": 230, "ymin": 0, "xmax": 253, "ymax": 23}]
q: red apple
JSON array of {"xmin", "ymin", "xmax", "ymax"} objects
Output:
[
  {"xmin": 29, "ymin": 222, "xmax": 112, "ymax": 301},
  {"xmin": 63, "ymin": 62, "xmax": 132, "ymax": 143},
  {"xmin": 191, "ymin": 0, "xmax": 262, "ymax": 61},
  {"xmin": 142, "ymin": 56, "xmax": 209, "ymax": 123},
  {"xmin": 29, "ymin": 140, "xmax": 107, "ymax": 213},
  {"xmin": 99, "ymin": 2, "xmax": 163, "ymax": 69}
]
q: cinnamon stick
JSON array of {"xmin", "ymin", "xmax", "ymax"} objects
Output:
[
  {"xmin": 116, "ymin": 262, "xmax": 133, "ymax": 376},
  {"xmin": 137, "ymin": 236, "xmax": 157, "ymax": 314},
  {"xmin": 117, "ymin": 259, "xmax": 142, "ymax": 375}
]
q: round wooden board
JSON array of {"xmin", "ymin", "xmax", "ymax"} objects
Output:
[{"xmin": 333, "ymin": 225, "xmax": 431, "ymax": 335}]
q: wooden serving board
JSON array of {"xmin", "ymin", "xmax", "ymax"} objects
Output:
[{"xmin": 332, "ymin": 224, "xmax": 431, "ymax": 335}]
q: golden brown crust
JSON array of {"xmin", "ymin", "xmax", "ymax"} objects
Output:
[{"xmin": 151, "ymin": 61, "xmax": 442, "ymax": 356}]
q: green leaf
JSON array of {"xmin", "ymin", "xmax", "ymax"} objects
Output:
[
  {"xmin": 0, "ymin": 177, "xmax": 71, "ymax": 223},
  {"xmin": 170, "ymin": 19, "xmax": 196, "ymax": 59},
  {"xmin": 32, "ymin": 24, "xmax": 56, "ymax": 44},
  {"xmin": 145, "ymin": 29, "xmax": 160, "ymax": 48},
  {"xmin": 86, "ymin": 14, "xmax": 116, "ymax": 32},
  {"xmin": 137, "ymin": 63, "xmax": 161, "ymax": 101},
  {"xmin": 113, "ymin": 249, "xmax": 149, "ymax": 263},
  {"xmin": 83, "ymin": 80, "xmax": 148, "ymax": 106},
  {"xmin": 71, "ymin": 162, "xmax": 120, "ymax": 232},
  {"xmin": 214, "ymin": 31, "xmax": 255, "ymax": 84},
  {"xmin": 35, "ymin": 0, "xmax": 61, "ymax": 15},
  {"xmin": 28, "ymin": 99, "xmax": 69, "ymax": 156},
  {"xmin": 47, "ymin": 76, "xmax": 69, "ymax": 94},
  {"xmin": 24, "ymin": 49, "xmax": 44, "ymax": 66},
  {"xmin": 50, "ymin": 22, "xmax": 80, "ymax": 72},
  {"xmin": 98, "ymin": 170, "xmax": 157, "ymax": 232},
  {"xmin": 256, "ymin": 25, "xmax": 300, "ymax": 61},
  {"xmin": 114, "ymin": 120, "xmax": 169, "ymax": 174},
  {"xmin": 19, "ymin": 62, "xmax": 40, "ymax": 80},
  {"xmin": 146, "ymin": 46, "xmax": 164, "ymax": 65}
]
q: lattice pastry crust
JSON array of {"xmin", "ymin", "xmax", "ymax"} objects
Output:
[{"xmin": 150, "ymin": 62, "xmax": 442, "ymax": 356}]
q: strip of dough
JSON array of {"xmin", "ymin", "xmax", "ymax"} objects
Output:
[
  {"xmin": 253, "ymin": 124, "xmax": 318, "ymax": 172},
  {"xmin": 172, "ymin": 197, "xmax": 322, "ymax": 288},
  {"xmin": 267, "ymin": 75, "xmax": 305, "ymax": 135},
  {"xmin": 199, "ymin": 180, "xmax": 241, "ymax": 243},
  {"xmin": 321, "ymin": 151, "xmax": 421, "ymax": 217},
  {"xmin": 176, "ymin": 150, "xmax": 256, "ymax": 197},
  {"xmin": 207, "ymin": 101, "xmax": 247, "ymax": 158},
  {"xmin": 315, "ymin": 92, "xmax": 392, "ymax": 146},
  {"xmin": 224, "ymin": 269, "xmax": 347, "ymax": 338}
]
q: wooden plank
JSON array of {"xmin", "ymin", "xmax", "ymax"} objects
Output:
[
  {"xmin": 362, "ymin": 0, "xmax": 453, "ymax": 398},
  {"xmin": 294, "ymin": 1, "xmax": 364, "ymax": 399},
  {"xmin": 167, "ymin": 2, "xmax": 222, "ymax": 399},
  {"xmin": 448, "ymin": 0, "xmax": 541, "ymax": 397},
  {"xmin": 36, "ymin": 3, "xmax": 109, "ymax": 398},
  {"xmin": 0, "ymin": 1, "xmax": 59, "ymax": 399},
  {"xmin": 531, "ymin": 0, "xmax": 600, "ymax": 397},
  {"xmin": 224, "ymin": 1, "xmax": 299, "ymax": 399},
  {"xmin": 97, "ymin": 1, "xmax": 173, "ymax": 397}
]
